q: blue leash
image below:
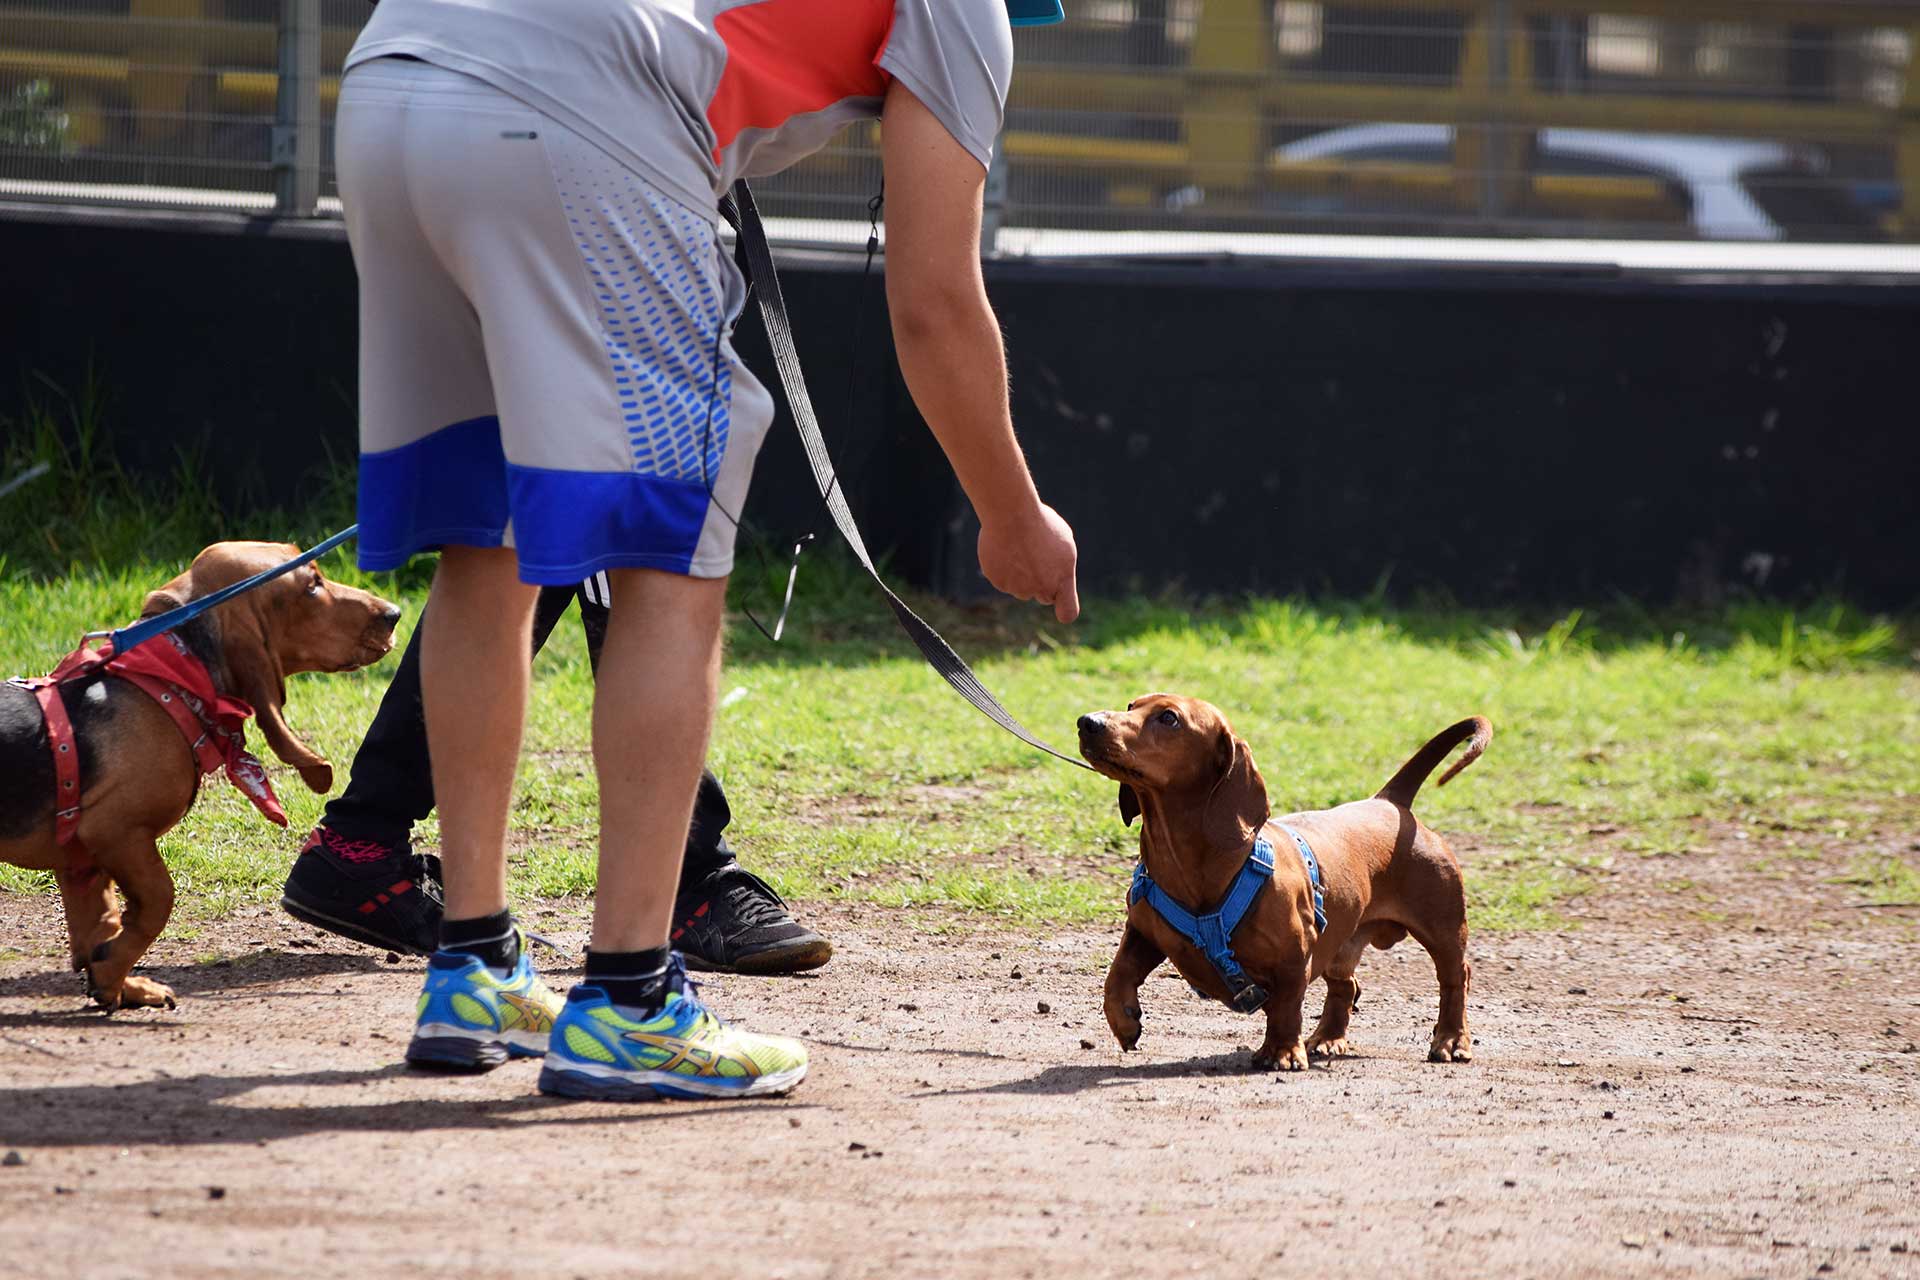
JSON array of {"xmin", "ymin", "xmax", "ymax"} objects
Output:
[{"xmin": 89, "ymin": 525, "xmax": 359, "ymax": 654}]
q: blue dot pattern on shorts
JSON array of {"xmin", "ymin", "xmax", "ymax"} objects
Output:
[{"xmin": 555, "ymin": 145, "xmax": 730, "ymax": 488}]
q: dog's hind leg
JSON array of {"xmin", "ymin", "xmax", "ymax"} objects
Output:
[
  {"xmin": 1410, "ymin": 920, "xmax": 1472, "ymax": 1063},
  {"xmin": 56, "ymin": 866, "xmax": 120, "ymax": 974},
  {"xmin": 1307, "ymin": 930, "xmax": 1376, "ymax": 1058},
  {"xmin": 1104, "ymin": 921, "xmax": 1164, "ymax": 1050},
  {"xmin": 81, "ymin": 835, "xmax": 177, "ymax": 1011}
]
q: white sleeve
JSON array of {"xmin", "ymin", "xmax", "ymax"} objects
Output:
[{"xmin": 878, "ymin": 0, "xmax": 1013, "ymax": 170}]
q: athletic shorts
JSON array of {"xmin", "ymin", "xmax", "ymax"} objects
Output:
[{"xmin": 337, "ymin": 58, "xmax": 775, "ymax": 583}]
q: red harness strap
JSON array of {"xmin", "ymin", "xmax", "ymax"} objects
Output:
[
  {"xmin": 13, "ymin": 636, "xmax": 288, "ymax": 866},
  {"xmin": 16, "ymin": 680, "xmax": 88, "ymax": 859}
]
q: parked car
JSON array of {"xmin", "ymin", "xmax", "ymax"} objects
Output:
[{"xmin": 1262, "ymin": 122, "xmax": 1880, "ymax": 240}]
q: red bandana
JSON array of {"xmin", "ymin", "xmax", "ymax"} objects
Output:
[{"xmin": 34, "ymin": 634, "xmax": 288, "ymax": 837}]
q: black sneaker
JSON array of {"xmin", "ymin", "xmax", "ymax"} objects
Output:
[
  {"xmin": 671, "ymin": 861, "xmax": 831, "ymax": 975},
  {"xmin": 280, "ymin": 825, "xmax": 444, "ymax": 955}
]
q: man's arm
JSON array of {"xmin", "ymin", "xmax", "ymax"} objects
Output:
[{"xmin": 880, "ymin": 80, "xmax": 1079, "ymax": 624}]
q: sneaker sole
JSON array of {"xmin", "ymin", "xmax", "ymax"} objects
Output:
[
  {"xmin": 536, "ymin": 1060, "xmax": 807, "ymax": 1101},
  {"xmin": 406, "ymin": 1024, "xmax": 548, "ymax": 1072},
  {"xmin": 281, "ymin": 894, "xmax": 432, "ymax": 956},
  {"xmin": 682, "ymin": 937, "xmax": 833, "ymax": 976}
]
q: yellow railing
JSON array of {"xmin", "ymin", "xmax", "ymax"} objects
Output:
[
  {"xmin": 1, "ymin": 0, "xmax": 1914, "ymax": 234},
  {"xmin": 1011, "ymin": 0, "xmax": 1918, "ymax": 233}
]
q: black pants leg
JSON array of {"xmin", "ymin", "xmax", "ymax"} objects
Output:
[{"xmin": 323, "ymin": 578, "xmax": 739, "ymax": 891}]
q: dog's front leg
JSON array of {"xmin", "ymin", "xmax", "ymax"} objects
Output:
[
  {"xmin": 1104, "ymin": 922, "xmax": 1164, "ymax": 1050},
  {"xmin": 56, "ymin": 865, "xmax": 119, "ymax": 974},
  {"xmin": 1252, "ymin": 969, "xmax": 1310, "ymax": 1071},
  {"xmin": 82, "ymin": 838, "xmax": 177, "ymax": 1011}
]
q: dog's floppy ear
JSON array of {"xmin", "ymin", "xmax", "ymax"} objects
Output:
[
  {"xmin": 140, "ymin": 571, "xmax": 191, "ymax": 619},
  {"xmin": 1202, "ymin": 729, "xmax": 1268, "ymax": 852},
  {"xmin": 1117, "ymin": 783, "xmax": 1140, "ymax": 827},
  {"xmin": 223, "ymin": 600, "xmax": 334, "ymax": 794}
]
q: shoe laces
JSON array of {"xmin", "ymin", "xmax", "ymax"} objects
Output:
[
  {"xmin": 707, "ymin": 866, "xmax": 792, "ymax": 930},
  {"xmin": 665, "ymin": 951, "xmax": 700, "ymax": 998}
]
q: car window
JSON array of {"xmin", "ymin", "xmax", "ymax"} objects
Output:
[
  {"xmin": 1316, "ymin": 144, "xmax": 1448, "ymax": 165},
  {"xmin": 1740, "ymin": 167, "xmax": 1883, "ymax": 241}
]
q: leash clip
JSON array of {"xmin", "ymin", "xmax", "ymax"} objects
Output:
[{"xmin": 1229, "ymin": 982, "xmax": 1270, "ymax": 1014}]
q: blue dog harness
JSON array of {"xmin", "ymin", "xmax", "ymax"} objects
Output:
[{"xmin": 1128, "ymin": 824, "xmax": 1328, "ymax": 1014}]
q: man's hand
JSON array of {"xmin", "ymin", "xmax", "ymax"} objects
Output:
[{"xmin": 978, "ymin": 503, "xmax": 1080, "ymax": 624}]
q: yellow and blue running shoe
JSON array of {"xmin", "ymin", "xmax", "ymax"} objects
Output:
[
  {"xmin": 405, "ymin": 943, "xmax": 563, "ymax": 1072},
  {"xmin": 537, "ymin": 959, "xmax": 807, "ymax": 1101}
]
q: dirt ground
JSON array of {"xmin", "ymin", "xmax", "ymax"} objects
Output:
[{"xmin": 2, "ymin": 836, "xmax": 1917, "ymax": 1280}]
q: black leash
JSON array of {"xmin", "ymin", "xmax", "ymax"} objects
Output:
[{"xmin": 721, "ymin": 181, "xmax": 1091, "ymax": 773}]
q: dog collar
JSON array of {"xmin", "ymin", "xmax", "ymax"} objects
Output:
[{"xmin": 1128, "ymin": 825, "xmax": 1327, "ymax": 1014}]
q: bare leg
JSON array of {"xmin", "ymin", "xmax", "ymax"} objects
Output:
[
  {"xmin": 1252, "ymin": 969, "xmax": 1310, "ymax": 1071},
  {"xmin": 588, "ymin": 568, "xmax": 728, "ymax": 952},
  {"xmin": 419, "ymin": 546, "xmax": 538, "ymax": 924},
  {"xmin": 1103, "ymin": 921, "xmax": 1164, "ymax": 1050}
]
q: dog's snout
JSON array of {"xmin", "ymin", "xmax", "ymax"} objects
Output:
[{"xmin": 1077, "ymin": 712, "xmax": 1107, "ymax": 734}]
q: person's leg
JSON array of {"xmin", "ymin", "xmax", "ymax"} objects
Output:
[
  {"xmin": 421, "ymin": 545, "xmax": 539, "ymax": 926},
  {"xmin": 575, "ymin": 577, "xmax": 832, "ymax": 972},
  {"xmin": 280, "ymin": 582, "xmax": 579, "ymax": 954},
  {"xmin": 539, "ymin": 564, "xmax": 807, "ymax": 1099},
  {"xmin": 587, "ymin": 567, "xmax": 726, "ymax": 951},
  {"xmin": 329, "ymin": 582, "xmax": 579, "ymax": 839},
  {"xmin": 337, "ymin": 60, "xmax": 568, "ymax": 1071},
  {"xmin": 405, "ymin": 546, "xmax": 567, "ymax": 1071}
]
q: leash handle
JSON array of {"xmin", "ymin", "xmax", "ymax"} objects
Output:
[
  {"xmin": 726, "ymin": 182, "xmax": 1092, "ymax": 773},
  {"xmin": 101, "ymin": 525, "xmax": 359, "ymax": 654}
]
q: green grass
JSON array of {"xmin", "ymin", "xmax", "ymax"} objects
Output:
[
  {"xmin": 3, "ymin": 540, "xmax": 1916, "ymax": 931},
  {"xmin": 5, "ymin": 408, "xmax": 1919, "ymax": 933},
  {"xmin": 1837, "ymin": 854, "xmax": 1920, "ymax": 906}
]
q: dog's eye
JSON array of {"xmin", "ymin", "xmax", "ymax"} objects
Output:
[{"xmin": 1156, "ymin": 709, "xmax": 1179, "ymax": 728}]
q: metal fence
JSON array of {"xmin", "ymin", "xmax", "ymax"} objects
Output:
[{"xmin": 1, "ymin": 1, "xmax": 1915, "ymax": 243}]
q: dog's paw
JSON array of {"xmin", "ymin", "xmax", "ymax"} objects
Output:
[
  {"xmin": 1254, "ymin": 1041, "xmax": 1309, "ymax": 1072},
  {"xmin": 1109, "ymin": 1004, "xmax": 1143, "ymax": 1051},
  {"xmin": 120, "ymin": 976, "xmax": 176, "ymax": 1010},
  {"xmin": 1307, "ymin": 1035, "xmax": 1355, "ymax": 1058},
  {"xmin": 1428, "ymin": 1030, "xmax": 1472, "ymax": 1063},
  {"xmin": 91, "ymin": 974, "xmax": 176, "ymax": 1011}
]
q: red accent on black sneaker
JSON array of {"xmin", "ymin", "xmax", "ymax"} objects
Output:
[
  {"xmin": 671, "ymin": 927, "xmax": 686, "ymax": 941},
  {"xmin": 357, "ymin": 901, "xmax": 377, "ymax": 915},
  {"xmin": 694, "ymin": 903, "xmax": 710, "ymax": 917},
  {"xmin": 390, "ymin": 881, "xmax": 413, "ymax": 896}
]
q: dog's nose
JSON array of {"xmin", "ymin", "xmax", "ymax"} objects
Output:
[
  {"xmin": 1077, "ymin": 712, "xmax": 1106, "ymax": 734},
  {"xmin": 379, "ymin": 604, "xmax": 403, "ymax": 627}
]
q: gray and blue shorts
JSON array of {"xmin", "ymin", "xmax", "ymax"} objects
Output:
[{"xmin": 337, "ymin": 58, "xmax": 774, "ymax": 583}]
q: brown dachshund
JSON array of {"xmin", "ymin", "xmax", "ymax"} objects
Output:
[
  {"xmin": 1078, "ymin": 694, "xmax": 1489, "ymax": 1071},
  {"xmin": 0, "ymin": 542, "xmax": 400, "ymax": 1010}
]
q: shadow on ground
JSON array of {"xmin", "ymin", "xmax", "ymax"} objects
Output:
[{"xmin": 0, "ymin": 1060, "xmax": 812, "ymax": 1147}]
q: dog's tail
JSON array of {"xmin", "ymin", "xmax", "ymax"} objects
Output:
[{"xmin": 1374, "ymin": 716, "xmax": 1492, "ymax": 809}]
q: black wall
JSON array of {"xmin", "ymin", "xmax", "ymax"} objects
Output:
[{"xmin": 5, "ymin": 204, "xmax": 1916, "ymax": 608}]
